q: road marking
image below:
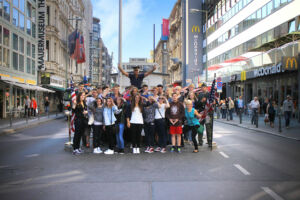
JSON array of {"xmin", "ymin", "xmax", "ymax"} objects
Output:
[
  {"xmin": 219, "ymin": 151, "xmax": 229, "ymax": 158},
  {"xmin": 261, "ymin": 187, "xmax": 284, "ymax": 200},
  {"xmin": 25, "ymin": 154, "xmax": 40, "ymax": 158},
  {"xmin": 234, "ymin": 164, "xmax": 251, "ymax": 175}
]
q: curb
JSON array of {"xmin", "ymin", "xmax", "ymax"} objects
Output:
[
  {"xmin": 215, "ymin": 119, "xmax": 300, "ymax": 141},
  {"xmin": 0, "ymin": 115, "xmax": 65, "ymax": 136}
]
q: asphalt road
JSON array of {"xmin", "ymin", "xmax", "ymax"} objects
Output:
[{"xmin": 0, "ymin": 119, "xmax": 299, "ymax": 200}]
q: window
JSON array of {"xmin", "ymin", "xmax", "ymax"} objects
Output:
[
  {"xmin": 27, "ymin": 41, "xmax": 31, "ymax": 56},
  {"xmin": 19, "ymin": 13, "xmax": 24, "ymax": 31},
  {"xmin": 19, "ymin": 54, "xmax": 24, "ymax": 71},
  {"xmin": 3, "ymin": 48, "xmax": 9, "ymax": 67},
  {"xmin": 13, "ymin": 52, "xmax": 18, "ymax": 70},
  {"xmin": 13, "ymin": 8, "xmax": 18, "ymax": 27},
  {"xmin": 32, "ymin": 23, "xmax": 35, "ymax": 38},
  {"xmin": 256, "ymin": 9, "xmax": 261, "ymax": 20},
  {"xmin": 238, "ymin": 0, "xmax": 243, "ymax": 11},
  {"xmin": 13, "ymin": 33, "xmax": 18, "ymax": 50},
  {"xmin": 32, "ymin": 44, "xmax": 35, "ymax": 58},
  {"xmin": 54, "ymin": 42, "xmax": 56, "ymax": 61},
  {"xmin": 32, "ymin": 60, "xmax": 35, "ymax": 75},
  {"xmin": 281, "ymin": 0, "xmax": 287, "ymax": 4},
  {"xmin": 261, "ymin": 5, "xmax": 267, "ymax": 18},
  {"xmin": 19, "ymin": 37, "xmax": 24, "ymax": 53},
  {"xmin": 3, "ymin": 27, "xmax": 9, "ymax": 46},
  {"xmin": 267, "ymin": 1, "xmax": 273, "ymax": 15},
  {"xmin": 19, "ymin": 0, "xmax": 24, "ymax": 12},
  {"xmin": 288, "ymin": 20, "xmax": 295, "ymax": 33},
  {"xmin": 274, "ymin": 0, "xmax": 280, "ymax": 8},
  {"xmin": 26, "ymin": 57, "xmax": 30, "ymax": 73},
  {"xmin": 26, "ymin": 2, "xmax": 31, "ymax": 18},
  {"xmin": 32, "ymin": 7, "xmax": 35, "ymax": 21},
  {"xmin": 0, "ymin": 0, "xmax": 3, "ymax": 17},
  {"xmin": 0, "ymin": 46, "xmax": 2, "ymax": 66},
  {"xmin": 3, "ymin": 0, "xmax": 10, "ymax": 21},
  {"xmin": 46, "ymin": 40, "xmax": 49, "ymax": 61},
  {"xmin": 0, "ymin": 26, "xmax": 1, "ymax": 44},
  {"xmin": 13, "ymin": 0, "xmax": 18, "ymax": 7},
  {"xmin": 46, "ymin": 6, "xmax": 50, "ymax": 25},
  {"xmin": 26, "ymin": 19, "xmax": 31, "ymax": 35}
]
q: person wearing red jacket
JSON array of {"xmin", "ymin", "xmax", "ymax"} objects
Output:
[{"xmin": 30, "ymin": 97, "xmax": 37, "ymax": 116}]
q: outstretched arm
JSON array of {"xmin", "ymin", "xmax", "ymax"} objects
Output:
[
  {"xmin": 144, "ymin": 64, "xmax": 157, "ymax": 77},
  {"xmin": 118, "ymin": 64, "xmax": 129, "ymax": 77}
]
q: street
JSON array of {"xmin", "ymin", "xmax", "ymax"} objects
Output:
[{"xmin": 0, "ymin": 119, "xmax": 299, "ymax": 200}]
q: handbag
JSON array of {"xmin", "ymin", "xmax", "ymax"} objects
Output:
[
  {"xmin": 88, "ymin": 113, "xmax": 94, "ymax": 125},
  {"xmin": 197, "ymin": 124, "xmax": 204, "ymax": 134},
  {"xmin": 264, "ymin": 114, "xmax": 269, "ymax": 123}
]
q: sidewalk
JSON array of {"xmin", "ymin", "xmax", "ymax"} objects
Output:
[
  {"xmin": 215, "ymin": 112, "xmax": 300, "ymax": 141},
  {"xmin": 0, "ymin": 112, "xmax": 65, "ymax": 135}
]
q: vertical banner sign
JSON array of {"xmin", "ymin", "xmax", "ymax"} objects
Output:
[
  {"xmin": 37, "ymin": 0, "xmax": 46, "ymax": 70},
  {"xmin": 89, "ymin": 32, "xmax": 93, "ymax": 82},
  {"xmin": 187, "ymin": 0, "xmax": 202, "ymax": 81}
]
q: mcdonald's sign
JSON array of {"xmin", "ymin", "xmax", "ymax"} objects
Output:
[
  {"xmin": 241, "ymin": 71, "xmax": 246, "ymax": 81},
  {"xmin": 283, "ymin": 56, "xmax": 298, "ymax": 71},
  {"xmin": 192, "ymin": 25, "xmax": 200, "ymax": 33}
]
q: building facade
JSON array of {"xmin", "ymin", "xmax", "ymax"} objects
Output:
[
  {"xmin": 202, "ymin": 0, "xmax": 299, "ymax": 110},
  {"xmin": 0, "ymin": 0, "xmax": 53, "ymax": 118},
  {"xmin": 154, "ymin": 39, "xmax": 169, "ymax": 85},
  {"xmin": 91, "ymin": 17, "xmax": 101, "ymax": 85},
  {"xmin": 99, "ymin": 38, "xmax": 112, "ymax": 86}
]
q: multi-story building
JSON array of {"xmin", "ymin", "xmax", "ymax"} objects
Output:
[
  {"xmin": 202, "ymin": 0, "xmax": 299, "ymax": 107},
  {"xmin": 99, "ymin": 38, "xmax": 112, "ymax": 86},
  {"xmin": 116, "ymin": 58, "xmax": 167, "ymax": 92},
  {"xmin": 0, "ymin": 0, "xmax": 54, "ymax": 118},
  {"xmin": 168, "ymin": 0, "xmax": 183, "ymax": 85},
  {"xmin": 154, "ymin": 39, "xmax": 170, "ymax": 85}
]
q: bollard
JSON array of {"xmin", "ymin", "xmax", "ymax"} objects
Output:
[
  {"xmin": 226, "ymin": 108, "xmax": 229, "ymax": 121},
  {"xmin": 256, "ymin": 110, "xmax": 258, "ymax": 128},
  {"xmin": 239, "ymin": 109, "xmax": 242, "ymax": 124},
  {"xmin": 26, "ymin": 111, "xmax": 29, "ymax": 124},
  {"xmin": 10, "ymin": 110, "xmax": 13, "ymax": 128}
]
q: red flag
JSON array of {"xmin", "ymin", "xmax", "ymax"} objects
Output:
[
  {"xmin": 162, "ymin": 19, "xmax": 169, "ymax": 37},
  {"xmin": 71, "ymin": 32, "xmax": 86, "ymax": 64}
]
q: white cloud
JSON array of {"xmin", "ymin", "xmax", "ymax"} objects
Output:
[{"xmin": 93, "ymin": 0, "xmax": 143, "ymax": 66}]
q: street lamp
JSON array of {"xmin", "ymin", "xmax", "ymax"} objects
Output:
[{"xmin": 189, "ymin": 8, "xmax": 208, "ymax": 83}]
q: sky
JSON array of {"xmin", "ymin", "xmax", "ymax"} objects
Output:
[{"xmin": 91, "ymin": 0, "xmax": 177, "ymax": 68}]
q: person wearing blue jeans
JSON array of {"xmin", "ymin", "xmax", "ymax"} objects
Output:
[{"xmin": 115, "ymin": 97, "xmax": 127, "ymax": 154}]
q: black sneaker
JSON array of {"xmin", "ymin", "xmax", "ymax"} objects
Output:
[{"xmin": 119, "ymin": 149, "xmax": 125, "ymax": 154}]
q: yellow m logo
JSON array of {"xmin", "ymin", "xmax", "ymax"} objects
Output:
[
  {"xmin": 285, "ymin": 57, "xmax": 298, "ymax": 70},
  {"xmin": 241, "ymin": 71, "xmax": 246, "ymax": 81},
  {"xmin": 192, "ymin": 25, "xmax": 200, "ymax": 33}
]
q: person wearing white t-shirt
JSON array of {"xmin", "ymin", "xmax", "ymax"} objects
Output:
[
  {"xmin": 250, "ymin": 97, "xmax": 260, "ymax": 125},
  {"xmin": 154, "ymin": 96, "xmax": 170, "ymax": 153},
  {"xmin": 126, "ymin": 95, "xmax": 144, "ymax": 154}
]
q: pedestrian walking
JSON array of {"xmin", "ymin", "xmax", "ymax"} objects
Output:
[
  {"xmin": 228, "ymin": 97, "xmax": 234, "ymax": 120},
  {"xmin": 118, "ymin": 64, "xmax": 157, "ymax": 89},
  {"xmin": 44, "ymin": 96, "xmax": 49, "ymax": 114},
  {"xmin": 166, "ymin": 93, "xmax": 185, "ymax": 153},
  {"xmin": 237, "ymin": 96, "xmax": 244, "ymax": 115},
  {"xmin": 103, "ymin": 97, "xmax": 119, "ymax": 155},
  {"xmin": 24, "ymin": 96, "xmax": 31, "ymax": 117},
  {"xmin": 184, "ymin": 100, "xmax": 202, "ymax": 153},
  {"xmin": 154, "ymin": 96, "xmax": 169, "ymax": 153},
  {"xmin": 267, "ymin": 100, "xmax": 276, "ymax": 128},
  {"xmin": 283, "ymin": 95, "xmax": 294, "ymax": 128},
  {"xmin": 89, "ymin": 98, "xmax": 104, "ymax": 154},
  {"xmin": 126, "ymin": 94, "xmax": 144, "ymax": 154},
  {"xmin": 30, "ymin": 97, "xmax": 37, "ymax": 117},
  {"xmin": 72, "ymin": 92, "xmax": 88, "ymax": 155},
  {"xmin": 220, "ymin": 100, "xmax": 227, "ymax": 119},
  {"xmin": 250, "ymin": 97, "xmax": 260, "ymax": 125}
]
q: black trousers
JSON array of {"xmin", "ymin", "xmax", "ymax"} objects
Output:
[
  {"xmin": 144, "ymin": 122, "xmax": 155, "ymax": 147},
  {"xmin": 73, "ymin": 119, "xmax": 86, "ymax": 150},
  {"xmin": 185, "ymin": 125, "xmax": 199, "ymax": 150},
  {"xmin": 93, "ymin": 125, "xmax": 103, "ymax": 148},
  {"xmin": 105, "ymin": 125, "xmax": 116, "ymax": 150},
  {"xmin": 155, "ymin": 119, "xmax": 167, "ymax": 148},
  {"xmin": 130, "ymin": 124, "xmax": 143, "ymax": 148}
]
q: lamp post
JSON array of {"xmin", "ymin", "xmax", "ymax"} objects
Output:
[{"xmin": 189, "ymin": 8, "xmax": 208, "ymax": 83}]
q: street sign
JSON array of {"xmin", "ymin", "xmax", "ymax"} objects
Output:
[{"xmin": 217, "ymin": 81, "xmax": 222, "ymax": 93}]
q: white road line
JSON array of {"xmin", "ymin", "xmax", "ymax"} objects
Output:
[
  {"xmin": 234, "ymin": 164, "xmax": 251, "ymax": 175},
  {"xmin": 25, "ymin": 154, "xmax": 40, "ymax": 158},
  {"xmin": 219, "ymin": 151, "xmax": 229, "ymax": 158},
  {"xmin": 261, "ymin": 187, "xmax": 284, "ymax": 200}
]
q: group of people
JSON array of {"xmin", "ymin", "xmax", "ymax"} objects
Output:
[
  {"xmin": 217, "ymin": 94, "xmax": 296, "ymax": 129},
  {"xmin": 24, "ymin": 96, "xmax": 38, "ymax": 117},
  {"xmin": 71, "ymin": 64, "xmax": 214, "ymax": 155}
]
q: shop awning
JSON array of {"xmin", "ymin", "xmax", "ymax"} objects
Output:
[
  {"xmin": 208, "ymin": 65, "xmax": 224, "ymax": 71},
  {"xmin": 250, "ymin": 32, "xmax": 300, "ymax": 52},
  {"xmin": 1, "ymin": 80, "xmax": 55, "ymax": 93},
  {"xmin": 43, "ymin": 85, "xmax": 66, "ymax": 92}
]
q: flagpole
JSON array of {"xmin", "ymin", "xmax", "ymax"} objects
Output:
[{"xmin": 119, "ymin": 0, "xmax": 122, "ymax": 72}]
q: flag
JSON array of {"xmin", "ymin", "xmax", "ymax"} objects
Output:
[
  {"xmin": 199, "ymin": 79, "xmax": 216, "ymax": 122},
  {"xmin": 162, "ymin": 19, "xmax": 169, "ymax": 36},
  {"xmin": 68, "ymin": 30, "xmax": 77, "ymax": 55},
  {"xmin": 71, "ymin": 32, "xmax": 86, "ymax": 64}
]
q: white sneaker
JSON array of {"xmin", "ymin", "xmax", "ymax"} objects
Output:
[
  {"xmin": 73, "ymin": 149, "xmax": 82, "ymax": 155},
  {"xmin": 97, "ymin": 147, "xmax": 103, "ymax": 154},
  {"xmin": 136, "ymin": 148, "xmax": 140, "ymax": 154},
  {"xmin": 133, "ymin": 148, "xmax": 136, "ymax": 154},
  {"xmin": 145, "ymin": 147, "xmax": 150, "ymax": 153},
  {"xmin": 104, "ymin": 149, "xmax": 114, "ymax": 155},
  {"xmin": 93, "ymin": 148, "xmax": 99, "ymax": 154}
]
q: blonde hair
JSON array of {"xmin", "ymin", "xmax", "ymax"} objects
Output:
[{"xmin": 185, "ymin": 99, "xmax": 193, "ymax": 106}]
